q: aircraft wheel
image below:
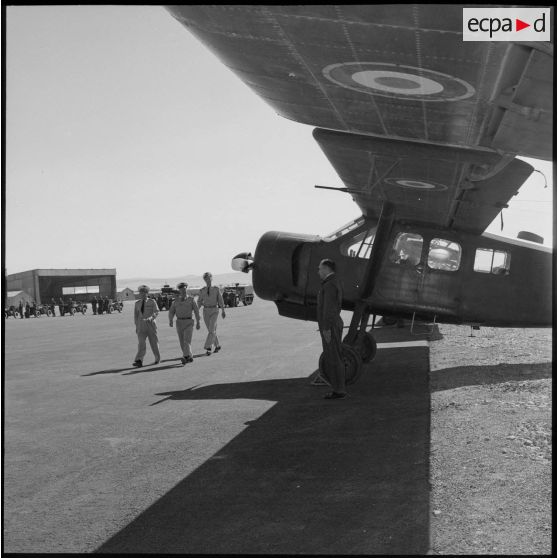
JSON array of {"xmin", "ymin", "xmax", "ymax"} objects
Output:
[
  {"xmin": 344, "ymin": 331, "xmax": 377, "ymax": 364},
  {"xmin": 381, "ymin": 315, "xmax": 397, "ymax": 326},
  {"xmin": 82, "ymin": 308, "xmax": 87, "ymax": 314},
  {"xmin": 70, "ymin": 308, "xmax": 76, "ymax": 316},
  {"xmin": 319, "ymin": 343, "xmax": 364, "ymax": 386},
  {"xmin": 46, "ymin": 310, "xmax": 53, "ymax": 317}
]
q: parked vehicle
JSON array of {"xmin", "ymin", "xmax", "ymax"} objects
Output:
[
  {"xmin": 108, "ymin": 301, "xmax": 123, "ymax": 313},
  {"xmin": 222, "ymin": 284, "xmax": 254, "ymax": 307},
  {"xmin": 4, "ymin": 306, "xmax": 20, "ymax": 319}
]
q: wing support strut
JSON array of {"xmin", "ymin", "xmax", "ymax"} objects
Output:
[{"xmin": 345, "ymin": 201, "xmax": 395, "ymax": 346}]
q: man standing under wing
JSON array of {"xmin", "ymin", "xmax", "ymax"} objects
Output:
[
  {"xmin": 197, "ymin": 272, "xmax": 226, "ymax": 356},
  {"xmin": 132, "ymin": 285, "xmax": 161, "ymax": 367},
  {"xmin": 169, "ymin": 282, "xmax": 201, "ymax": 365},
  {"xmin": 317, "ymin": 259, "xmax": 347, "ymax": 400}
]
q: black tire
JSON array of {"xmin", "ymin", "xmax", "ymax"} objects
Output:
[
  {"xmin": 108, "ymin": 306, "xmax": 113, "ymax": 314},
  {"xmin": 343, "ymin": 331, "xmax": 377, "ymax": 364},
  {"xmin": 81, "ymin": 308, "xmax": 87, "ymax": 315},
  {"xmin": 319, "ymin": 343, "xmax": 364, "ymax": 386},
  {"xmin": 70, "ymin": 308, "xmax": 76, "ymax": 316},
  {"xmin": 247, "ymin": 299, "xmax": 253, "ymax": 305},
  {"xmin": 117, "ymin": 307, "xmax": 122, "ymax": 313},
  {"xmin": 46, "ymin": 310, "xmax": 53, "ymax": 317}
]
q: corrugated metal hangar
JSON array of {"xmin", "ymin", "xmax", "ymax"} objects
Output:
[{"xmin": 6, "ymin": 269, "xmax": 117, "ymax": 304}]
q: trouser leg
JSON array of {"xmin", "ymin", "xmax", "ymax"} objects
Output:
[
  {"xmin": 177, "ymin": 320, "xmax": 194, "ymax": 357},
  {"xmin": 203, "ymin": 308, "xmax": 219, "ymax": 349},
  {"xmin": 135, "ymin": 329, "xmax": 148, "ymax": 361},
  {"xmin": 146, "ymin": 323, "xmax": 160, "ymax": 361},
  {"xmin": 320, "ymin": 319, "xmax": 346, "ymax": 394}
]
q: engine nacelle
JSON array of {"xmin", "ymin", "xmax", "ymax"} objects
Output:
[{"xmin": 252, "ymin": 231, "xmax": 319, "ymax": 306}]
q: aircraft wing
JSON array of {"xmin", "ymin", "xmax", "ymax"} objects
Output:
[
  {"xmin": 167, "ymin": 5, "xmax": 553, "ymax": 160},
  {"xmin": 313, "ymin": 128, "xmax": 533, "ymax": 234}
]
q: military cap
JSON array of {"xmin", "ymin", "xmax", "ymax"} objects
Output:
[
  {"xmin": 203, "ymin": 272, "xmax": 212, "ymax": 279},
  {"xmin": 177, "ymin": 282, "xmax": 188, "ymax": 289},
  {"xmin": 138, "ymin": 285, "xmax": 150, "ymax": 293}
]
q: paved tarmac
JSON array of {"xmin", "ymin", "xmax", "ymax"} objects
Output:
[{"xmin": 4, "ymin": 299, "xmax": 431, "ymax": 553}]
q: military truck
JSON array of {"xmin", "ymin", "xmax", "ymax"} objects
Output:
[
  {"xmin": 158, "ymin": 284, "xmax": 178, "ymax": 310},
  {"xmin": 222, "ymin": 283, "xmax": 254, "ymax": 307}
]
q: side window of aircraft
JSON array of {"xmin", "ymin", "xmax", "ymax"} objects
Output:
[
  {"xmin": 341, "ymin": 227, "xmax": 376, "ymax": 259},
  {"xmin": 474, "ymin": 248, "xmax": 511, "ymax": 275},
  {"xmin": 390, "ymin": 232, "xmax": 423, "ymax": 265},
  {"xmin": 428, "ymin": 238, "xmax": 462, "ymax": 271}
]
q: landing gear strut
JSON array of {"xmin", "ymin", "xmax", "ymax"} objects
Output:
[{"xmin": 319, "ymin": 201, "xmax": 395, "ymax": 386}]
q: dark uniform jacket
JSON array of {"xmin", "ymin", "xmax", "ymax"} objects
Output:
[{"xmin": 317, "ymin": 273, "xmax": 343, "ymax": 331}]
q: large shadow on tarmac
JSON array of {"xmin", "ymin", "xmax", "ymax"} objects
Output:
[{"xmin": 97, "ymin": 347, "xmax": 431, "ymax": 554}]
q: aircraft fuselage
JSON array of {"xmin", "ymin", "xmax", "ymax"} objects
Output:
[{"xmin": 252, "ymin": 219, "xmax": 552, "ymax": 328}]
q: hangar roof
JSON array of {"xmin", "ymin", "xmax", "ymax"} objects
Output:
[{"xmin": 7, "ymin": 269, "xmax": 116, "ymax": 279}]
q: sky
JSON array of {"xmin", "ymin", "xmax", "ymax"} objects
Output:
[{"xmin": 5, "ymin": 6, "xmax": 554, "ymax": 279}]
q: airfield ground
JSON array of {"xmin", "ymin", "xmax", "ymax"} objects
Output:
[{"xmin": 3, "ymin": 298, "xmax": 552, "ymax": 554}]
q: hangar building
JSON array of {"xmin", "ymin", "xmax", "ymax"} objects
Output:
[{"xmin": 6, "ymin": 269, "xmax": 117, "ymax": 304}]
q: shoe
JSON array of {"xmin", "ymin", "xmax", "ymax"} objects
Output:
[
  {"xmin": 180, "ymin": 357, "xmax": 187, "ymax": 366},
  {"xmin": 214, "ymin": 346, "xmax": 221, "ymax": 353},
  {"xmin": 132, "ymin": 360, "xmax": 142, "ymax": 368},
  {"xmin": 154, "ymin": 359, "xmax": 161, "ymax": 365},
  {"xmin": 324, "ymin": 391, "xmax": 347, "ymax": 400},
  {"xmin": 185, "ymin": 356, "xmax": 194, "ymax": 364},
  {"xmin": 205, "ymin": 349, "xmax": 212, "ymax": 356}
]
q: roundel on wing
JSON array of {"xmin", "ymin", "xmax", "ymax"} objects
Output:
[
  {"xmin": 323, "ymin": 62, "xmax": 475, "ymax": 102},
  {"xmin": 384, "ymin": 178, "xmax": 448, "ymax": 191}
]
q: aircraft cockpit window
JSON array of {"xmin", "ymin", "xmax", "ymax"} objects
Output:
[
  {"xmin": 341, "ymin": 227, "xmax": 377, "ymax": 259},
  {"xmin": 474, "ymin": 248, "xmax": 511, "ymax": 275},
  {"xmin": 428, "ymin": 238, "xmax": 462, "ymax": 271},
  {"xmin": 390, "ymin": 232, "xmax": 423, "ymax": 265},
  {"xmin": 325, "ymin": 217, "xmax": 365, "ymax": 241}
]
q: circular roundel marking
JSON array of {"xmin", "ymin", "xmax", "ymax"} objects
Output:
[
  {"xmin": 323, "ymin": 62, "xmax": 475, "ymax": 102},
  {"xmin": 385, "ymin": 178, "xmax": 448, "ymax": 191}
]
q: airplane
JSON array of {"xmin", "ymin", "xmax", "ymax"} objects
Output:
[{"xmin": 166, "ymin": 5, "xmax": 554, "ymax": 384}]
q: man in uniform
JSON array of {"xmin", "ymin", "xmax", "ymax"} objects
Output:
[
  {"xmin": 317, "ymin": 259, "xmax": 347, "ymax": 400},
  {"xmin": 58, "ymin": 298, "xmax": 65, "ymax": 317},
  {"xmin": 18, "ymin": 300, "xmax": 24, "ymax": 319},
  {"xmin": 92, "ymin": 296, "xmax": 98, "ymax": 315},
  {"xmin": 197, "ymin": 272, "xmax": 226, "ymax": 355},
  {"xmin": 132, "ymin": 285, "xmax": 160, "ymax": 367},
  {"xmin": 168, "ymin": 282, "xmax": 201, "ymax": 365},
  {"xmin": 50, "ymin": 298, "xmax": 57, "ymax": 317}
]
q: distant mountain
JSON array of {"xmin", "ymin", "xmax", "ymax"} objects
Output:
[{"xmin": 117, "ymin": 272, "xmax": 251, "ymax": 291}]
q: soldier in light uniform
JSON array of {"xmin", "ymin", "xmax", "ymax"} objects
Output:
[
  {"xmin": 132, "ymin": 285, "xmax": 160, "ymax": 367},
  {"xmin": 168, "ymin": 282, "xmax": 201, "ymax": 365},
  {"xmin": 197, "ymin": 272, "xmax": 226, "ymax": 355}
]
